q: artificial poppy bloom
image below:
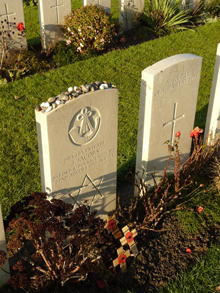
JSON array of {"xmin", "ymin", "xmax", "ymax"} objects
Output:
[
  {"xmin": 17, "ymin": 22, "xmax": 25, "ymax": 31},
  {"xmin": 186, "ymin": 248, "xmax": 192, "ymax": 253},
  {"xmin": 197, "ymin": 206, "xmax": 204, "ymax": 213},
  {"xmin": 118, "ymin": 253, "xmax": 127, "ymax": 264},
  {"xmin": 107, "ymin": 219, "xmax": 116, "ymax": 230},
  {"xmin": 190, "ymin": 127, "xmax": 203, "ymax": 138},
  {"xmin": 175, "ymin": 131, "xmax": 181, "ymax": 138},
  {"xmin": 125, "ymin": 231, "xmax": 133, "ymax": 243}
]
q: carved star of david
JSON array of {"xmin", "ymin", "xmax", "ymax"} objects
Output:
[{"xmin": 69, "ymin": 174, "xmax": 104, "ymax": 209}]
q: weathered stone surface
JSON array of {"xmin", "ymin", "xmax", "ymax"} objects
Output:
[
  {"xmin": 136, "ymin": 54, "xmax": 202, "ymax": 187},
  {"xmin": 38, "ymin": 0, "xmax": 71, "ymax": 49},
  {"xmin": 0, "ymin": 0, "xmax": 27, "ymax": 52},
  {"xmin": 119, "ymin": 0, "xmax": 144, "ymax": 31},
  {"xmin": 35, "ymin": 89, "xmax": 118, "ymax": 218},
  {"xmin": 82, "ymin": 0, "xmax": 111, "ymax": 14},
  {"xmin": 204, "ymin": 43, "xmax": 220, "ymax": 145},
  {"xmin": 0, "ymin": 204, "xmax": 10, "ymax": 288}
]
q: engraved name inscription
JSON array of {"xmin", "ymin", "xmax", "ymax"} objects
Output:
[
  {"xmin": 154, "ymin": 72, "xmax": 199, "ymax": 97},
  {"xmin": 52, "ymin": 140, "xmax": 116, "ymax": 185}
]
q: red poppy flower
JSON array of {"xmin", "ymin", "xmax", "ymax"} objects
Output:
[
  {"xmin": 190, "ymin": 127, "xmax": 203, "ymax": 138},
  {"xmin": 175, "ymin": 131, "xmax": 181, "ymax": 138},
  {"xmin": 186, "ymin": 248, "xmax": 191, "ymax": 253},
  {"xmin": 17, "ymin": 22, "xmax": 25, "ymax": 31},
  {"xmin": 107, "ymin": 219, "xmax": 116, "ymax": 230},
  {"xmin": 197, "ymin": 206, "xmax": 204, "ymax": 213},
  {"xmin": 125, "ymin": 231, "xmax": 133, "ymax": 243},
  {"xmin": 118, "ymin": 253, "xmax": 127, "ymax": 264}
]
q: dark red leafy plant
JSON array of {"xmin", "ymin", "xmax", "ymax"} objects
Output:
[{"xmin": 6, "ymin": 192, "xmax": 112, "ymax": 292}]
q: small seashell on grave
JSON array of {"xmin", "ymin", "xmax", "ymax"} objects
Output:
[
  {"xmin": 48, "ymin": 97, "xmax": 56, "ymax": 103},
  {"xmin": 59, "ymin": 94, "xmax": 69, "ymax": 101},
  {"xmin": 45, "ymin": 106, "xmax": 52, "ymax": 112},
  {"xmin": 40, "ymin": 102, "xmax": 50, "ymax": 108},
  {"xmin": 68, "ymin": 86, "xmax": 74, "ymax": 93},
  {"xmin": 95, "ymin": 81, "xmax": 102, "ymax": 87},
  {"xmin": 37, "ymin": 81, "xmax": 117, "ymax": 114},
  {"xmin": 100, "ymin": 83, "xmax": 108, "ymax": 90},
  {"xmin": 82, "ymin": 84, "xmax": 90, "ymax": 93}
]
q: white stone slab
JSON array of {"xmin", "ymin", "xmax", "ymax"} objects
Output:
[
  {"xmin": 204, "ymin": 44, "xmax": 220, "ymax": 145},
  {"xmin": 0, "ymin": 0, "xmax": 27, "ymax": 51},
  {"xmin": 119, "ymin": 0, "xmax": 144, "ymax": 31},
  {"xmin": 83, "ymin": 0, "xmax": 111, "ymax": 14},
  {"xmin": 136, "ymin": 54, "xmax": 202, "ymax": 186},
  {"xmin": 38, "ymin": 0, "xmax": 71, "ymax": 49},
  {"xmin": 0, "ymin": 204, "xmax": 10, "ymax": 288},
  {"xmin": 35, "ymin": 89, "xmax": 118, "ymax": 218}
]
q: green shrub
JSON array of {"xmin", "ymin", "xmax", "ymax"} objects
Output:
[
  {"xmin": 204, "ymin": 0, "xmax": 220, "ymax": 18},
  {"xmin": 138, "ymin": 0, "xmax": 189, "ymax": 36},
  {"xmin": 51, "ymin": 41, "xmax": 87, "ymax": 67},
  {"xmin": 63, "ymin": 5, "xmax": 120, "ymax": 55},
  {"xmin": 186, "ymin": 0, "xmax": 207, "ymax": 26},
  {"xmin": 0, "ymin": 50, "xmax": 49, "ymax": 82}
]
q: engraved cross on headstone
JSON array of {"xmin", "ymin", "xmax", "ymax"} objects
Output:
[
  {"xmin": 0, "ymin": 4, "xmax": 15, "ymax": 30},
  {"xmin": 50, "ymin": 0, "xmax": 64, "ymax": 23},
  {"xmin": 163, "ymin": 102, "xmax": 185, "ymax": 144}
]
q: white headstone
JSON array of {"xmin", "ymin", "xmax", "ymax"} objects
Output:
[
  {"xmin": 204, "ymin": 44, "xmax": 220, "ymax": 145},
  {"xmin": 35, "ymin": 88, "xmax": 118, "ymax": 218},
  {"xmin": 82, "ymin": 0, "xmax": 111, "ymax": 14},
  {"xmin": 0, "ymin": 0, "xmax": 27, "ymax": 51},
  {"xmin": 119, "ymin": 0, "xmax": 144, "ymax": 31},
  {"xmin": 0, "ymin": 204, "xmax": 10, "ymax": 288},
  {"xmin": 38, "ymin": 0, "xmax": 71, "ymax": 49},
  {"xmin": 136, "ymin": 54, "xmax": 202, "ymax": 186}
]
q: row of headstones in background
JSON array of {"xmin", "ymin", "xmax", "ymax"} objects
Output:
[{"xmin": 0, "ymin": 0, "xmax": 144, "ymax": 52}]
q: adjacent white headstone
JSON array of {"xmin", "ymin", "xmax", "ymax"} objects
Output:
[
  {"xmin": 204, "ymin": 44, "xmax": 220, "ymax": 145},
  {"xmin": 0, "ymin": 0, "xmax": 27, "ymax": 51},
  {"xmin": 38, "ymin": 0, "xmax": 71, "ymax": 49},
  {"xmin": 119, "ymin": 0, "xmax": 144, "ymax": 31},
  {"xmin": 35, "ymin": 89, "xmax": 118, "ymax": 218},
  {"xmin": 136, "ymin": 54, "xmax": 202, "ymax": 186},
  {"xmin": 0, "ymin": 204, "xmax": 10, "ymax": 288},
  {"xmin": 82, "ymin": 0, "xmax": 111, "ymax": 14}
]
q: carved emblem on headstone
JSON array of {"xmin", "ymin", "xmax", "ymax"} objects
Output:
[{"xmin": 69, "ymin": 106, "xmax": 101, "ymax": 145}]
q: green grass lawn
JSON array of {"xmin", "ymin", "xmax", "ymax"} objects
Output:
[
  {"xmin": 162, "ymin": 244, "xmax": 220, "ymax": 292},
  {"xmin": 1, "ymin": 21, "xmax": 220, "ymax": 219}
]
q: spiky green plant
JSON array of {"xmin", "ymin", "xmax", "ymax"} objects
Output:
[{"xmin": 139, "ymin": 0, "xmax": 190, "ymax": 36}]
